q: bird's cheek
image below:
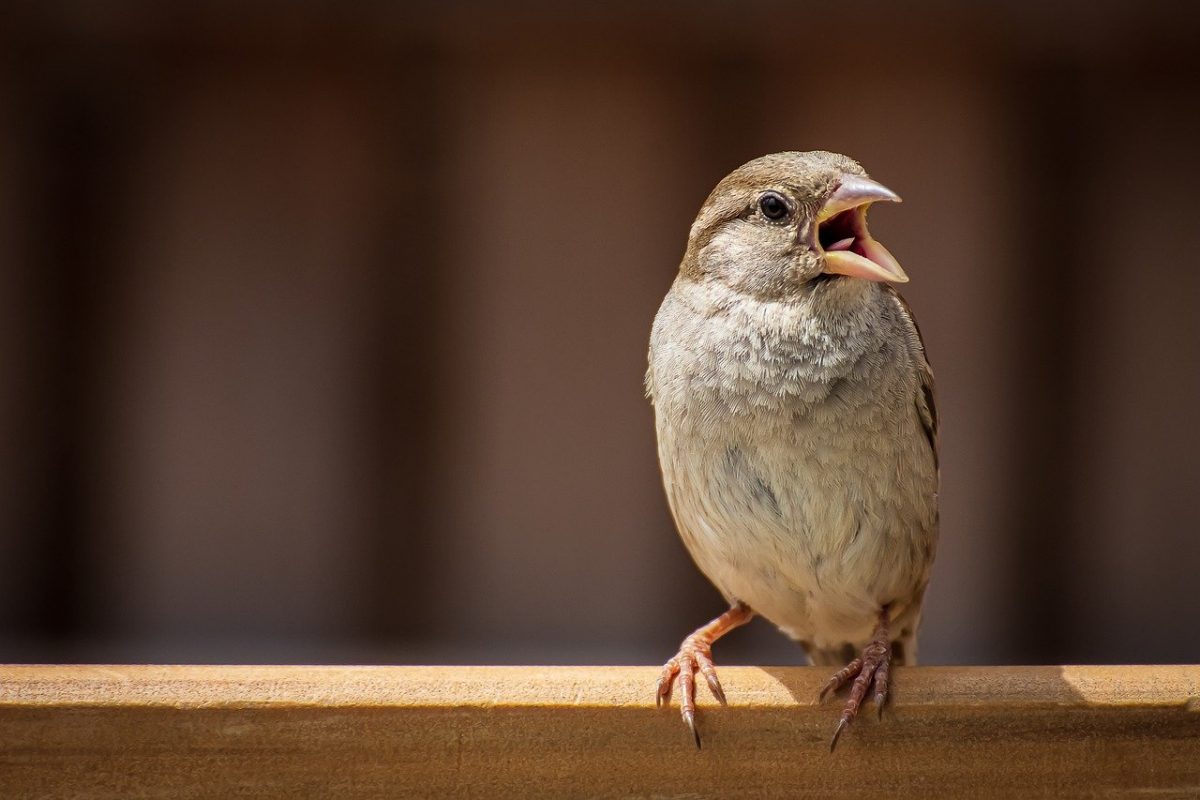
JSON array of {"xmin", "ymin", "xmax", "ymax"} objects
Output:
[
  {"xmin": 791, "ymin": 251, "xmax": 823, "ymax": 283},
  {"xmin": 795, "ymin": 220, "xmax": 815, "ymax": 249}
]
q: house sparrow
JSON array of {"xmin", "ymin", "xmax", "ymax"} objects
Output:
[{"xmin": 646, "ymin": 151, "xmax": 938, "ymax": 749}]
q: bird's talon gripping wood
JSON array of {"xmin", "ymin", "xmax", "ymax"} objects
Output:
[
  {"xmin": 655, "ymin": 658, "xmax": 679, "ymax": 707},
  {"xmin": 873, "ymin": 659, "xmax": 891, "ymax": 719},
  {"xmin": 825, "ymin": 607, "xmax": 893, "ymax": 750},
  {"xmin": 819, "ymin": 657, "xmax": 863, "ymax": 703},
  {"xmin": 703, "ymin": 670, "xmax": 727, "ymax": 706},
  {"xmin": 655, "ymin": 602, "xmax": 753, "ymax": 747},
  {"xmin": 648, "ymin": 152, "xmax": 938, "ymax": 750},
  {"xmin": 682, "ymin": 709, "xmax": 701, "ymax": 749},
  {"xmin": 829, "ymin": 718, "xmax": 849, "ymax": 752}
]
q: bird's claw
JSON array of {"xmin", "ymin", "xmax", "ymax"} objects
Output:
[
  {"xmin": 704, "ymin": 670, "xmax": 727, "ymax": 706},
  {"xmin": 818, "ymin": 656, "xmax": 863, "ymax": 703},
  {"xmin": 656, "ymin": 635, "xmax": 725, "ymax": 747},
  {"xmin": 655, "ymin": 656, "xmax": 679, "ymax": 707},
  {"xmin": 682, "ymin": 709, "xmax": 701, "ymax": 749},
  {"xmin": 823, "ymin": 640, "xmax": 892, "ymax": 751},
  {"xmin": 829, "ymin": 717, "xmax": 849, "ymax": 752}
]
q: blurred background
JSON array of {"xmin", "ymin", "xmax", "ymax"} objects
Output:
[{"xmin": 2, "ymin": 2, "xmax": 1198, "ymax": 668}]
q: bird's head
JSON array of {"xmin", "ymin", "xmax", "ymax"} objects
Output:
[{"xmin": 681, "ymin": 151, "xmax": 906, "ymax": 298}]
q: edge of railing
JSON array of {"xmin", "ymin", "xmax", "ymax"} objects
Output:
[{"xmin": 1, "ymin": 665, "xmax": 1198, "ymax": 798}]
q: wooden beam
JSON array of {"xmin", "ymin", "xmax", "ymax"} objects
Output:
[{"xmin": 1, "ymin": 665, "xmax": 1198, "ymax": 798}]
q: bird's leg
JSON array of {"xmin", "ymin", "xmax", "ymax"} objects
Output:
[
  {"xmin": 821, "ymin": 605, "xmax": 892, "ymax": 751},
  {"xmin": 656, "ymin": 601, "xmax": 754, "ymax": 748}
]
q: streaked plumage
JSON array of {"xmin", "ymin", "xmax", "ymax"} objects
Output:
[{"xmin": 647, "ymin": 151, "xmax": 939, "ymax": 747}]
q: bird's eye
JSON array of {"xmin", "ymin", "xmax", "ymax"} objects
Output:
[{"xmin": 758, "ymin": 192, "xmax": 790, "ymax": 221}]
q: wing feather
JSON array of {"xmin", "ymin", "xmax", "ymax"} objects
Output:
[{"xmin": 884, "ymin": 286, "xmax": 939, "ymax": 471}]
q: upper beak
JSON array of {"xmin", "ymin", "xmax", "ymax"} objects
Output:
[{"xmin": 817, "ymin": 174, "xmax": 907, "ymax": 283}]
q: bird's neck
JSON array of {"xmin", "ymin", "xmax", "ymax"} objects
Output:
[
  {"xmin": 692, "ymin": 274, "xmax": 886, "ymax": 343},
  {"xmin": 671, "ymin": 276, "xmax": 893, "ymax": 412}
]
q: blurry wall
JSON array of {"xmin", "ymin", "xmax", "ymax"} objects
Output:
[{"xmin": 1, "ymin": 3, "xmax": 1198, "ymax": 666}]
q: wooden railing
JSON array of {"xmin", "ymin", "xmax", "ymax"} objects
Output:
[{"xmin": 1, "ymin": 665, "xmax": 1198, "ymax": 798}]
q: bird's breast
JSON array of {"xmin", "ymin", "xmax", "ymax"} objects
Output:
[{"xmin": 649, "ymin": 280, "xmax": 938, "ymax": 646}]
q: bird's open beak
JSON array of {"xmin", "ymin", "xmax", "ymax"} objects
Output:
[{"xmin": 816, "ymin": 175, "xmax": 907, "ymax": 283}]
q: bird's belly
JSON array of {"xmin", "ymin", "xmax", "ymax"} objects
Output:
[{"xmin": 662, "ymin": 416, "xmax": 937, "ymax": 649}]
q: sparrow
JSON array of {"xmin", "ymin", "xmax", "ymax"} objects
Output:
[{"xmin": 646, "ymin": 151, "xmax": 938, "ymax": 749}]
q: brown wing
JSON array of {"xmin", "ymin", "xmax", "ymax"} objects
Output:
[{"xmin": 884, "ymin": 286, "xmax": 939, "ymax": 471}]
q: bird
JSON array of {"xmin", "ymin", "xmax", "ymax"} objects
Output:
[{"xmin": 645, "ymin": 151, "xmax": 939, "ymax": 750}]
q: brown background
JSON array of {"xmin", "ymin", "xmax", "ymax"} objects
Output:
[{"xmin": 1, "ymin": 2, "xmax": 1198, "ymax": 668}]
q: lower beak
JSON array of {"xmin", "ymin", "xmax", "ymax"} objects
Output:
[{"xmin": 817, "ymin": 175, "xmax": 907, "ymax": 284}]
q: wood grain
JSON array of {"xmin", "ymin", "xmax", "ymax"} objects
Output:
[{"xmin": 1, "ymin": 665, "xmax": 1197, "ymax": 798}]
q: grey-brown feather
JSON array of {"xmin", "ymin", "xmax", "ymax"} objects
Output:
[{"xmin": 647, "ymin": 152, "xmax": 939, "ymax": 666}]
